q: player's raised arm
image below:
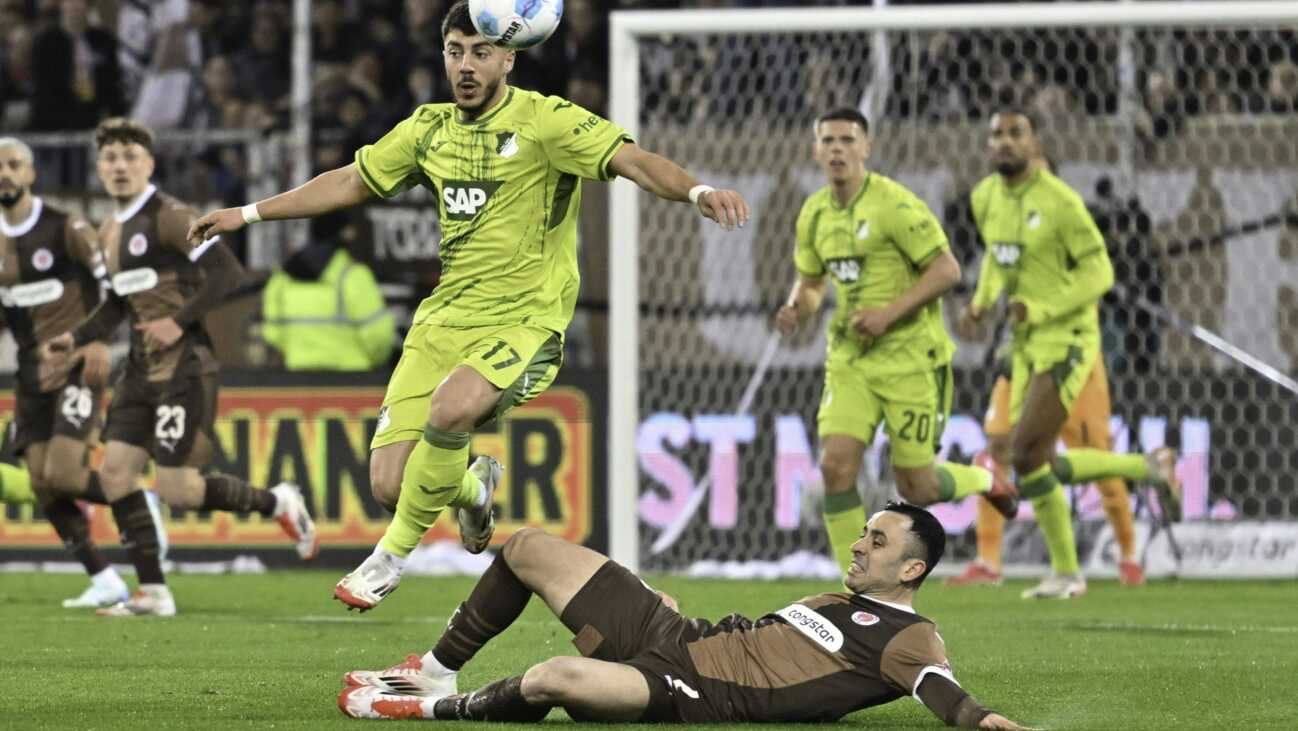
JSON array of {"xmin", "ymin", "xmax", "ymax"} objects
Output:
[
  {"xmin": 607, "ymin": 143, "xmax": 749, "ymax": 231},
  {"xmin": 186, "ymin": 163, "xmax": 374, "ymax": 245}
]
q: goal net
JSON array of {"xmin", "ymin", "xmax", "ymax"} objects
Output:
[{"xmin": 608, "ymin": 3, "xmax": 1298, "ymax": 578}]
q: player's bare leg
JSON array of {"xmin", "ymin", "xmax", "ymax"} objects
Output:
[
  {"xmin": 1011, "ymin": 373, "xmax": 1086, "ymax": 599},
  {"xmin": 819, "ymin": 434, "xmax": 868, "ymax": 573},
  {"xmin": 337, "ymin": 366, "xmax": 502, "ymax": 611},
  {"xmin": 342, "ymin": 527, "xmax": 610, "ymax": 708},
  {"xmin": 96, "ymin": 440, "xmax": 173, "ymax": 616},
  {"xmin": 27, "ymin": 438, "xmax": 129, "ymax": 607}
]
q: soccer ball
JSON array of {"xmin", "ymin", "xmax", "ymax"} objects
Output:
[{"xmin": 468, "ymin": 0, "xmax": 563, "ymax": 50}]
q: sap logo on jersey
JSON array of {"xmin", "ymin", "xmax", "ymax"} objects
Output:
[
  {"xmin": 851, "ymin": 611, "xmax": 880, "ymax": 626},
  {"xmin": 991, "ymin": 242, "xmax": 1022, "ymax": 267},
  {"xmin": 442, "ymin": 181, "xmax": 503, "ymax": 221},
  {"xmin": 776, "ymin": 603, "xmax": 844, "ymax": 652},
  {"xmin": 826, "ymin": 257, "xmax": 863, "ymax": 283}
]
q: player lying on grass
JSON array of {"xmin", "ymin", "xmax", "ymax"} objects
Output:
[{"xmin": 338, "ymin": 503, "xmax": 1029, "ymax": 728}]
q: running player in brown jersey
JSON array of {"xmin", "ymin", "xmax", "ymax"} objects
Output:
[
  {"xmin": 0, "ymin": 136, "xmax": 153, "ymax": 609},
  {"xmin": 44, "ymin": 119, "xmax": 319, "ymax": 617},
  {"xmin": 337, "ymin": 503, "xmax": 1029, "ymax": 729}
]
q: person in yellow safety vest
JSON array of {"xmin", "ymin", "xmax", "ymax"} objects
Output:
[{"xmin": 261, "ymin": 225, "xmax": 396, "ymax": 371}]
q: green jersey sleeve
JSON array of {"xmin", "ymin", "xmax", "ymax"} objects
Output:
[
  {"xmin": 969, "ymin": 183, "xmax": 1005, "ymax": 312},
  {"xmin": 793, "ymin": 199, "xmax": 824, "ymax": 276},
  {"xmin": 539, "ymin": 97, "xmax": 632, "ymax": 181},
  {"xmin": 884, "ymin": 189, "xmax": 949, "ymax": 268},
  {"xmin": 355, "ymin": 112, "xmax": 423, "ymax": 199}
]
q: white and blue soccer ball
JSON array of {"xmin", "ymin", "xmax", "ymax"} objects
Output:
[{"xmin": 468, "ymin": 0, "xmax": 563, "ymax": 50}]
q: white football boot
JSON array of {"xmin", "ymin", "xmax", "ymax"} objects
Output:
[
  {"xmin": 335, "ymin": 548, "xmax": 403, "ymax": 612},
  {"xmin": 456, "ymin": 456, "xmax": 502, "ymax": 554},
  {"xmin": 96, "ymin": 584, "xmax": 177, "ymax": 617},
  {"xmin": 1020, "ymin": 573, "xmax": 1087, "ymax": 600},
  {"xmin": 271, "ymin": 483, "xmax": 319, "ymax": 560},
  {"xmin": 62, "ymin": 569, "xmax": 129, "ymax": 609},
  {"xmin": 343, "ymin": 653, "xmax": 458, "ymax": 698},
  {"xmin": 338, "ymin": 685, "xmax": 437, "ymax": 720}
]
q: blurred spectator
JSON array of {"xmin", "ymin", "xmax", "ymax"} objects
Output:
[
  {"xmin": 234, "ymin": 7, "xmax": 290, "ymax": 111},
  {"xmin": 29, "ymin": 0, "xmax": 126, "ymax": 130},
  {"xmin": 189, "ymin": 0, "xmax": 247, "ymax": 62},
  {"xmin": 1260, "ymin": 61, "xmax": 1298, "ymax": 113},
  {"xmin": 1137, "ymin": 69, "xmax": 1184, "ymax": 140},
  {"xmin": 1090, "ymin": 177, "xmax": 1162, "ymax": 376},
  {"xmin": 313, "ymin": 0, "xmax": 360, "ymax": 68},
  {"xmin": 191, "ymin": 55, "xmax": 243, "ymax": 129},
  {"xmin": 260, "ymin": 213, "xmax": 397, "ymax": 372},
  {"xmin": 1, "ymin": 23, "xmax": 35, "ymax": 129}
]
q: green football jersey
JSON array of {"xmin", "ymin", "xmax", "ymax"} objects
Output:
[
  {"xmin": 794, "ymin": 172, "xmax": 956, "ymax": 376},
  {"xmin": 355, "ymin": 87, "xmax": 632, "ymax": 333},
  {"xmin": 969, "ymin": 169, "xmax": 1112, "ymax": 344}
]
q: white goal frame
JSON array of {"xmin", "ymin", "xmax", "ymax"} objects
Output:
[{"xmin": 605, "ymin": 1, "xmax": 1298, "ymax": 573}]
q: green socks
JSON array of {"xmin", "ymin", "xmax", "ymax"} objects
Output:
[
  {"xmin": 0, "ymin": 463, "xmax": 34, "ymax": 505},
  {"xmin": 1021, "ymin": 463, "xmax": 1080, "ymax": 575},
  {"xmin": 823, "ymin": 488, "xmax": 868, "ymax": 574},
  {"xmin": 935, "ymin": 463, "xmax": 994, "ymax": 502},
  {"xmin": 1054, "ymin": 449, "xmax": 1149, "ymax": 483},
  {"xmin": 379, "ymin": 427, "xmax": 471, "ymax": 558}
]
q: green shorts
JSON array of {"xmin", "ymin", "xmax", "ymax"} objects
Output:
[
  {"xmin": 1009, "ymin": 335, "xmax": 1099, "ymax": 425},
  {"xmin": 817, "ymin": 363, "xmax": 952, "ymax": 469},
  {"xmin": 371, "ymin": 320, "xmax": 563, "ymax": 449}
]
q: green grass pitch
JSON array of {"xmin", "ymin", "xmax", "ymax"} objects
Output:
[{"xmin": 1, "ymin": 571, "xmax": 1294, "ymax": 729}]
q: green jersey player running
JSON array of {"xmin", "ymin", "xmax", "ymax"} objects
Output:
[
  {"xmin": 957, "ymin": 109, "xmax": 1179, "ymax": 600},
  {"xmin": 775, "ymin": 108, "xmax": 1018, "ymax": 575},
  {"xmin": 188, "ymin": 0, "xmax": 749, "ymax": 614}
]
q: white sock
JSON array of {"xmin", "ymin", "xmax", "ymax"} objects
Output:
[
  {"xmin": 373, "ymin": 544, "xmax": 407, "ymax": 570},
  {"xmin": 90, "ymin": 567, "xmax": 124, "ymax": 589},
  {"xmin": 420, "ymin": 650, "xmax": 455, "ymax": 676}
]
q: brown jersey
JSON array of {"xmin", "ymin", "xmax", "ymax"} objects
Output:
[
  {"xmin": 0, "ymin": 197, "xmax": 104, "ymax": 394},
  {"xmin": 99, "ymin": 185, "xmax": 219, "ymax": 382},
  {"xmin": 636, "ymin": 592, "xmax": 956, "ymax": 723}
]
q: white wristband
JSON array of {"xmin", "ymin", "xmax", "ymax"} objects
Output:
[
  {"xmin": 688, "ymin": 184, "xmax": 715, "ymax": 208},
  {"xmin": 240, "ymin": 203, "xmax": 262, "ymax": 225}
]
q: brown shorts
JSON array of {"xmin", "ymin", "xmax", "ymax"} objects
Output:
[
  {"xmin": 102, "ymin": 370, "xmax": 217, "ymax": 467},
  {"xmin": 558, "ymin": 561, "xmax": 705, "ymax": 723},
  {"xmin": 11, "ymin": 372, "xmax": 103, "ymax": 453}
]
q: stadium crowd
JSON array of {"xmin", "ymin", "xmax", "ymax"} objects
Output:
[{"xmin": 0, "ymin": 0, "xmax": 1292, "ymax": 370}]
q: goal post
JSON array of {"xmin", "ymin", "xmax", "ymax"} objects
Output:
[{"xmin": 608, "ymin": 2, "xmax": 1298, "ymax": 577}]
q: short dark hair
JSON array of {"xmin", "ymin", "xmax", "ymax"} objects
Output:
[
  {"xmin": 993, "ymin": 107, "xmax": 1040, "ymax": 136},
  {"xmin": 881, "ymin": 501, "xmax": 945, "ymax": 589},
  {"xmin": 441, "ymin": 0, "xmax": 478, "ymax": 39},
  {"xmin": 815, "ymin": 107, "xmax": 869, "ymax": 136},
  {"xmin": 94, "ymin": 117, "xmax": 154, "ymax": 153}
]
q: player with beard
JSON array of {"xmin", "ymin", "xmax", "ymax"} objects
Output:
[
  {"xmin": 957, "ymin": 110, "xmax": 1179, "ymax": 599},
  {"xmin": 188, "ymin": 0, "xmax": 751, "ymax": 614},
  {"xmin": 44, "ymin": 119, "xmax": 319, "ymax": 617},
  {"xmin": 335, "ymin": 504, "xmax": 1028, "ymax": 729},
  {"xmin": 0, "ymin": 136, "xmax": 146, "ymax": 608}
]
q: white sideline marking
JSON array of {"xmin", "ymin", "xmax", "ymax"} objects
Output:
[{"xmin": 1077, "ymin": 621, "xmax": 1298, "ymax": 635}]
